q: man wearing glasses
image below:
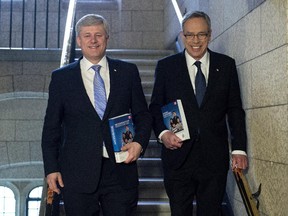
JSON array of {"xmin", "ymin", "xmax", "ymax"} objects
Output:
[{"xmin": 149, "ymin": 11, "xmax": 248, "ymax": 215}]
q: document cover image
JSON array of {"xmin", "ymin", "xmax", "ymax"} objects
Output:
[
  {"xmin": 161, "ymin": 100, "xmax": 190, "ymax": 141},
  {"xmin": 109, "ymin": 113, "xmax": 135, "ymax": 163}
]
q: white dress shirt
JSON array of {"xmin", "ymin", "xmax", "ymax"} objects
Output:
[
  {"xmin": 185, "ymin": 50, "xmax": 210, "ymax": 91},
  {"xmin": 159, "ymin": 51, "xmax": 246, "ymax": 156},
  {"xmin": 80, "ymin": 56, "xmax": 110, "ymax": 104},
  {"xmin": 80, "ymin": 56, "xmax": 110, "ymax": 157}
]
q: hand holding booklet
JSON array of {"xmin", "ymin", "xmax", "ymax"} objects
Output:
[
  {"xmin": 161, "ymin": 100, "xmax": 190, "ymax": 141},
  {"xmin": 109, "ymin": 113, "xmax": 135, "ymax": 163}
]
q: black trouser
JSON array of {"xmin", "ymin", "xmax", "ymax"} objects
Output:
[
  {"xmin": 62, "ymin": 158, "xmax": 138, "ymax": 216},
  {"xmin": 164, "ymin": 140, "xmax": 228, "ymax": 216}
]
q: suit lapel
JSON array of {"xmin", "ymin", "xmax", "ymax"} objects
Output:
[
  {"xmin": 102, "ymin": 57, "xmax": 117, "ymax": 120},
  {"xmin": 178, "ymin": 52, "xmax": 198, "ymax": 106},
  {"xmin": 201, "ymin": 50, "xmax": 221, "ymax": 107},
  {"xmin": 69, "ymin": 59, "xmax": 101, "ymax": 119}
]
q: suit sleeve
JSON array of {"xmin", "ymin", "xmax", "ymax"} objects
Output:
[
  {"xmin": 41, "ymin": 72, "xmax": 63, "ymax": 176},
  {"xmin": 226, "ymin": 59, "xmax": 247, "ymax": 152},
  {"xmin": 149, "ymin": 60, "xmax": 168, "ymax": 138},
  {"xmin": 129, "ymin": 64, "xmax": 152, "ymax": 154}
]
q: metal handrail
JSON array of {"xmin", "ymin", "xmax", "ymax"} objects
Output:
[
  {"xmin": 60, "ymin": 0, "xmax": 77, "ymax": 67},
  {"xmin": 0, "ymin": 0, "xmax": 63, "ymax": 49},
  {"xmin": 39, "ymin": 1, "xmax": 77, "ymax": 215},
  {"xmin": 171, "ymin": 0, "xmax": 184, "ymax": 52}
]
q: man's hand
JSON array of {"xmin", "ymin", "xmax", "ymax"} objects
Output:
[
  {"xmin": 121, "ymin": 142, "xmax": 142, "ymax": 163},
  {"xmin": 161, "ymin": 131, "xmax": 183, "ymax": 150},
  {"xmin": 46, "ymin": 172, "xmax": 64, "ymax": 194},
  {"xmin": 232, "ymin": 154, "xmax": 248, "ymax": 170}
]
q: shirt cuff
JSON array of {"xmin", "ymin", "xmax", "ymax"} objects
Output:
[
  {"xmin": 158, "ymin": 130, "xmax": 170, "ymax": 143},
  {"xmin": 231, "ymin": 150, "xmax": 247, "ymax": 156}
]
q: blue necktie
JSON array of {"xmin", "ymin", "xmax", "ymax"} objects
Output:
[
  {"xmin": 92, "ymin": 65, "xmax": 107, "ymax": 119},
  {"xmin": 194, "ymin": 61, "xmax": 206, "ymax": 106}
]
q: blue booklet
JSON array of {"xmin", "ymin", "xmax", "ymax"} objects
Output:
[
  {"xmin": 109, "ymin": 113, "xmax": 135, "ymax": 162},
  {"xmin": 161, "ymin": 100, "xmax": 190, "ymax": 141}
]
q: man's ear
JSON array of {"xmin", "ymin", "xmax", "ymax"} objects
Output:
[
  {"xmin": 76, "ymin": 36, "xmax": 81, "ymax": 48},
  {"xmin": 208, "ymin": 30, "xmax": 212, "ymax": 42},
  {"xmin": 180, "ymin": 31, "xmax": 186, "ymax": 43}
]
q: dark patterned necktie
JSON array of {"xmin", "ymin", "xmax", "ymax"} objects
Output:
[{"xmin": 194, "ymin": 61, "xmax": 206, "ymax": 106}]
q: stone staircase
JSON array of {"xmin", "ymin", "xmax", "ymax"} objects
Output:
[
  {"xmin": 105, "ymin": 49, "xmax": 174, "ymax": 215},
  {"xmin": 105, "ymin": 49, "xmax": 234, "ymax": 216},
  {"xmin": 40, "ymin": 49, "xmax": 174, "ymax": 216},
  {"xmin": 74, "ymin": 49, "xmax": 233, "ymax": 216},
  {"xmin": 137, "ymin": 143, "xmax": 170, "ymax": 215}
]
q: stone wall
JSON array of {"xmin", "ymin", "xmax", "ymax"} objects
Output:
[
  {"xmin": 0, "ymin": 0, "xmax": 287, "ymax": 215},
  {"xmin": 164, "ymin": 0, "xmax": 288, "ymax": 215},
  {"xmin": 0, "ymin": 49, "xmax": 58, "ymax": 216},
  {"xmin": 75, "ymin": 0, "xmax": 166, "ymax": 49},
  {"xmin": 0, "ymin": 50, "xmax": 60, "ymax": 181},
  {"xmin": 0, "ymin": 0, "xmax": 166, "ymax": 49}
]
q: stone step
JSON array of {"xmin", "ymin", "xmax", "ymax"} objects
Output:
[
  {"xmin": 145, "ymin": 94, "xmax": 152, "ymax": 104},
  {"xmin": 137, "ymin": 198, "xmax": 231, "ymax": 216},
  {"xmin": 76, "ymin": 49, "xmax": 174, "ymax": 60},
  {"xmin": 137, "ymin": 199, "xmax": 171, "ymax": 216},
  {"xmin": 105, "ymin": 49, "xmax": 173, "ymax": 60},
  {"xmin": 143, "ymin": 139, "xmax": 161, "ymax": 158},
  {"xmin": 139, "ymin": 69, "xmax": 155, "ymax": 82},
  {"xmin": 138, "ymin": 157, "xmax": 163, "ymax": 178},
  {"xmin": 139, "ymin": 178, "xmax": 167, "ymax": 199},
  {"xmin": 141, "ymin": 81, "xmax": 154, "ymax": 95},
  {"xmin": 121, "ymin": 58, "xmax": 157, "ymax": 65},
  {"xmin": 150, "ymin": 132, "xmax": 157, "ymax": 140}
]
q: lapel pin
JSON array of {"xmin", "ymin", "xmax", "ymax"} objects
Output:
[
  {"xmin": 114, "ymin": 69, "xmax": 117, "ymax": 72},
  {"xmin": 216, "ymin": 68, "xmax": 219, "ymax": 72}
]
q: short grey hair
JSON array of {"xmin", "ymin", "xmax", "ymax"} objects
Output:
[
  {"xmin": 75, "ymin": 14, "xmax": 110, "ymax": 37},
  {"xmin": 182, "ymin": 11, "xmax": 211, "ymax": 32}
]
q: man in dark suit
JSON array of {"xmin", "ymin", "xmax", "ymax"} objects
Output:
[
  {"xmin": 149, "ymin": 11, "xmax": 248, "ymax": 215},
  {"xmin": 41, "ymin": 14, "xmax": 152, "ymax": 216}
]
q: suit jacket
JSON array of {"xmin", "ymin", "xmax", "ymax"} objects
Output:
[
  {"xmin": 149, "ymin": 49, "xmax": 247, "ymax": 173},
  {"xmin": 42, "ymin": 57, "xmax": 152, "ymax": 193}
]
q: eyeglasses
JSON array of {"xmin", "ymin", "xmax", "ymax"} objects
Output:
[{"xmin": 183, "ymin": 32, "xmax": 209, "ymax": 40}]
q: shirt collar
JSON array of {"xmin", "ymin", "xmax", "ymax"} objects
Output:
[
  {"xmin": 81, "ymin": 56, "xmax": 108, "ymax": 72},
  {"xmin": 185, "ymin": 50, "xmax": 210, "ymax": 66}
]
